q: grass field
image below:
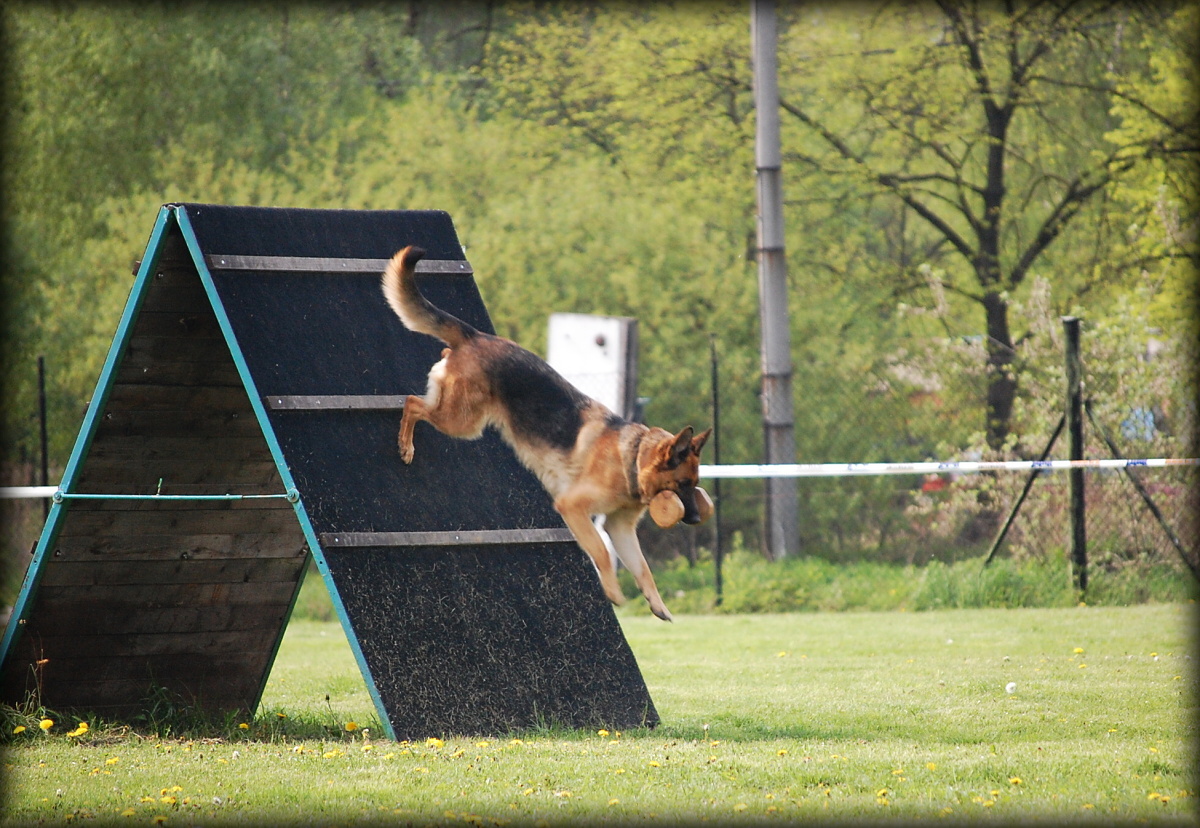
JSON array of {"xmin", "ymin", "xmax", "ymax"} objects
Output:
[{"xmin": 2, "ymin": 604, "xmax": 1196, "ymax": 825}]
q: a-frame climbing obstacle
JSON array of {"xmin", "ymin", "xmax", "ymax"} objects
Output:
[{"xmin": 0, "ymin": 204, "xmax": 658, "ymax": 740}]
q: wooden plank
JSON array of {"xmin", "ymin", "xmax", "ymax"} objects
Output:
[
  {"xmin": 103, "ymin": 384, "xmax": 255, "ymax": 412},
  {"xmin": 138, "ymin": 268, "xmax": 210, "ymax": 313},
  {"xmin": 38, "ymin": 556, "xmax": 306, "ymax": 587},
  {"xmin": 15, "ymin": 600, "xmax": 292, "ymax": 636},
  {"xmin": 52, "ymin": 533, "xmax": 309, "ymax": 561},
  {"xmin": 73, "ymin": 458, "xmax": 282, "ymax": 490},
  {"xmin": 1, "ymin": 674, "xmax": 261, "ymax": 715},
  {"xmin": 34, "ymin": 579, "xmax": 299, "ymax": 607},
  {"xmin": 125, "ymin": 310, "xmax": 223, "ymax": 339},
  {"xmin": 123, "ymin": 333, "xmax": 230, "ymax": 365},
  {"xmin": 92, "ymin": 409, "xmax": 265, "ymax": 440},
  {"xmin": 72, "ymin": 433, "xmax": 281, "ymax": 490},
  {"xmin": 116, "ymin": 350, "xmax": 243, "ymax": 388},
  {"xmin": 82, "ymin": 435, "xmax": 270, "ymax": 462},
  {"xmin": 55, "ymin": 507, "xmax": 300, "ymax": 537},
  {"xmin": 6, "ymin": 628, "xmax": 280, "ymax": 660}
]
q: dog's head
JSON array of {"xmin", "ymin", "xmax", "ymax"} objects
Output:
[{"xmin": 640, "ymin": 426, "xmax": 712, "ymax": 525}]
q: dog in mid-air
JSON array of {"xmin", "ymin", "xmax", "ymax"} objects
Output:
[{"xmin": 382, "ymin": 245, "xmax": 712, "ymax": 621}]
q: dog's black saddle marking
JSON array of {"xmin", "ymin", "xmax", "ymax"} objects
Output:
[{"xmin": 491, "ymin": 344, "xmax": 593, "ymax": 452}]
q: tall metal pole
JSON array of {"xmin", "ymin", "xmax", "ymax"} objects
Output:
[
  {"xmin": 1063, "ymin": 317, "xmax": 1087, "ymax": 592},
  {"xmin": 751, "ymin": 0, "xmax": 799, "ymax": 559}
]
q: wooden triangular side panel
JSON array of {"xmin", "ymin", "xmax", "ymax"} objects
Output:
[{"xmin": 0, "ymin": 216, "xmax": 307, "ymax": 717}]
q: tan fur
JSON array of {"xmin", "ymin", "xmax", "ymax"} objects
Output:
[{"xmin": 383, "ymin": 245, "xmax": 711, "ymax": 621}]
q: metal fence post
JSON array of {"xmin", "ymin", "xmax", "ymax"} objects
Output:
[
  {"xmin": 38, "ymin": 355, "xmax": 49, "ymax": 519},
  {"xmin": 1063, "ymin": 317, "xmax": 1087, "ymax": 591},
  {"xmin": 710, "ymin": 334, "xmax": 724, "ymax": 606}
]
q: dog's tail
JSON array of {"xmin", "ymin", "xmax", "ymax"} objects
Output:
[{"xmin": 382, "ymin": 245, "xmax": 475, "ymax": 348}]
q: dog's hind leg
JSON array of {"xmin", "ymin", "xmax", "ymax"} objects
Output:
[
  {"xmin": 604, "ymin": 509, "xmax": 672, "ymax": 622},
  {"xmin": 554, "ymin": 490, "xmax": 626, "ymax": 607}
]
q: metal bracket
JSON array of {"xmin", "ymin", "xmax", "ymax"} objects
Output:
[
  {"xmin": 263, "ymin": 395, "xmax": 407, "ymax": 411},
  {"xmin": 204, "ymin": 254, "xmax": 472, "ymax": 275},
  {"xmin": 319, "ymin": 528, "xmax": 576, "ymax": 548}
]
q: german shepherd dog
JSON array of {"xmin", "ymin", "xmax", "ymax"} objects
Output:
[{"xmin": 382, "ymin": 245, "xmax": 710, "ymax": 621}]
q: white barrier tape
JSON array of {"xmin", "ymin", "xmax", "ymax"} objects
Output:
[
  {"xmin": 0, "ymin": 486, "xmax": 58, "ymax": 500},
  {"xmin": 3, "ymin": 457, "xmax": 1195, "ymax": 497},
  {"xmin": 699, "ymin": 458, "xmax": 1199, "ymax": 479}
]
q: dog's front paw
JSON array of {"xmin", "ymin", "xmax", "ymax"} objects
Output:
[{"xmin": 399, "ymin": 442, "xmax": 415, "ymax": 464}]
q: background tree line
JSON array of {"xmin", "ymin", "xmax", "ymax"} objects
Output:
[{"xmin": 2, "ymin": 1, "xmax": 1195, "ymax": 562}]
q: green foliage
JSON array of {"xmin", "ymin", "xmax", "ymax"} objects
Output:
[{"xmin": 1, "ymin": 3, "xmax": 1194, "ymax": 564}]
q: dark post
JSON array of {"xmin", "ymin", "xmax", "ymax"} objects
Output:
[
  {"xmin": 710, "ymin": 334, "xmax": 724, "ymax": 606},
  {"xmin": 1063, "ymin": 317, "xmax": 1086, "ymax": 591},
  {"xmin": 37, "ymin": 355, "xmax": 49, "ymax": 519}
]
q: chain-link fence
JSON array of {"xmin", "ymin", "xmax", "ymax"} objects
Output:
[{"xmin": 640, "ymin": 318, "xmax": 1199, "ymax": 590}]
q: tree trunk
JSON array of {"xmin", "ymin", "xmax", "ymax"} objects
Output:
[{"xmin": 982, "ymin": 290, "xmax": 1016, "ymax": 450}]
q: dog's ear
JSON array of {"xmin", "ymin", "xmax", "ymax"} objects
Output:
[
  {"xmin": 667, "ymin": 426, "xmax": 695, "ymax": 468},
  {"xmin": 691, "ymin": 427, "xmax": 712, "ymax": 455}
]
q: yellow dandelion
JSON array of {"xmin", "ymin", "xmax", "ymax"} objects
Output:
[
  {"xmin": 237, "ymin": 723, "xmax": 249, "ymax": 730},
  {"xmin": 1073, "ymin": 647, "xmax": 1084, "ymax": 654},
  {"xmin": 1009, "ymin": 777, "xmax": 1022, "ymax": 785},
  {"xmin": 120, "ymin": 807, "xmax": 136, "ymax": 817},
  {"xmin": 152, "ymin": 817, "xmax": 167, "ymax": 825},
  {"xmin": 648, "ymin": 760, "xmax": 661, "ymax": 767},
  {"xmin": 160, "ymin": 796, "xmax": 177, "ymax": 805},
  {"xmin": 982, "ymin": 800, "xmax": 995, "ymax": 808},
  {"xmin": 345, "ymin": 721, "xmax": 359, "ymax": 732},
  {"xmin": 777, "ymin": 749, "xmax": 788, "ymax": 756},
  {"xmin": 476, "ymin": 741, "xmax": 490, "ymax": 748},
  {"xmin": 1079, "ymin": 663, "xmax": 1087, "ymax": 669},
  {"xmin": 608, "ymin": 798, "xmax": 620, "ymax": 806},
  {"xmin": 12, "ymin": 725, "xmax": 26, "ymax": 734},
  {"xmin": 733, "ymin": 803, "xmax": 748, "ymax": 811},
  {"xmin": 105, "ymin": 757, "xmax": 119, "ymax": 765},
  {"xmin": 140, "ymin": 797, "xmax": 156, "ymax": 803},
  {"xmin": 877, "ymin": 788, "xmax": 889, "ymax": 797},
  {"xmin": 425, "ymin": 736, "xmax": 443, "ymax": 748},
  {"xmin": 276, "ymin": 712, "xmax": 287, "ymax": 719},
  {"xmin": 776, "ymin": 651, "xmax": 787, "ymax": 658},
  {"xmin": 597, "ymin": 729, "xmax": 609, "ymax": 737},
  {"xmin": 67, "ymin": 722, "xmax": 89, "ymax": 737},
  {"xmin": 926, "ymin": 762, "xmax": 937, "ymax": 771},
  {"xmin": 38, "ymin": 718, "xmax": 53, "ymax": 731}
]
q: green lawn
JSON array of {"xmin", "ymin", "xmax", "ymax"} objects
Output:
[{"xmin": 2, "ymin": 604, "xmax": 1196, "ymax": 825}]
